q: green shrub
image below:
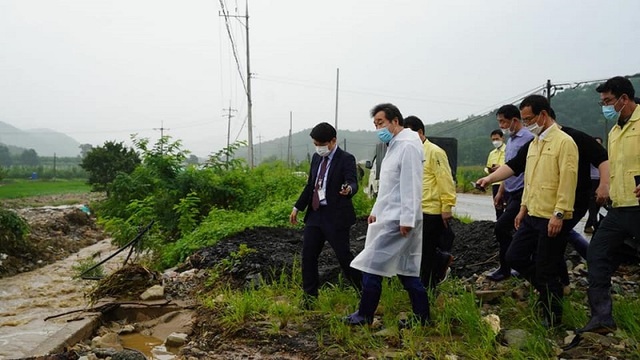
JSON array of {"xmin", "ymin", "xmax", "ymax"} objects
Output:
[
  {"xmin": 72, "ymin": 257, "xmax": 104, "ymax": 279},
  {"xmin": 0, "ymin": 208, "xmax": 30, "ymax": 255}
]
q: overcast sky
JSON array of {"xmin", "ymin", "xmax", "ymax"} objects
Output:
[{"xmin": 1, "ymin": 0, "xmax": 639, "ymax": 157}]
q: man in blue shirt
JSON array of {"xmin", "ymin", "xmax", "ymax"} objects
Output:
[{"xmin": 480, "ymin": 104, "xmax": 534, "ymax": 281}]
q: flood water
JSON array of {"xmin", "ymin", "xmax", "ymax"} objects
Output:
[{"xmin": 0, "ymin": 238, "xmax": 125, "ymax": 359}]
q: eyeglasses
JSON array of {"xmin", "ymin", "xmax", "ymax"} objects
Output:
[
  {"xmin": 598, "ymin": 97, "xmax": 618, "ymax": 106},
  {"xmin": 521, "ymin": 114, "xmax": 539, "ymax": 125}
]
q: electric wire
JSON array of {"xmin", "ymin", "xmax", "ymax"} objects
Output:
[{"xmin": 219, "ymin": 0, "xmax": 247, "ymax": 95}]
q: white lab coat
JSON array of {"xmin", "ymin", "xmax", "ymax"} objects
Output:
[{"xmin": 351, "ymin": 129, "xmax": 424, "ymax": 277}]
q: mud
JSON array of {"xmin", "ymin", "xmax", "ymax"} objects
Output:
[{"xmin": 180, "ymin": 218, "xmax": 499, "ymax": 287}]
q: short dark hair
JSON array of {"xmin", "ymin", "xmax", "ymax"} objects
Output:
[
  {"xmin": 491, "ymin": 129, "xmax": 503, "ymax": 137},
  {"xmin": 370, "ymin": 103, "xmax": 404, "ymax": 126},
  {"xmin": 403, "ymin": 115, "xmax": 425, "ymax": 133},
  {"xmin": 519, "ymin": 95, "xmax": 552, "ymax": 116},
  {"xmin": 496, "ymin": 104, "xmax": 521, "ymax": 120},
  {"xmin": 596, "ymin": 76, "xmax": 636, "ymax": 99},
  {"xmin": 309, "ymin": 122, "xmax": 336, "ymax": 143}
]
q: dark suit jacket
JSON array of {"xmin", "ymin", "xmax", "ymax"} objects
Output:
[{"xmin": 294, "ymin": 147, "xmax": 358, "ymax": 229}]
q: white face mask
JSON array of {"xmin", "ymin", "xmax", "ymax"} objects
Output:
[
  {"xmin": 492, "ymin": 140, "xmax": 503, "ymax": 149},
  {"xmin": 315, "ymin": 145, "xmax": 330, "ymax": 157},
  {"xmin": 527, "ymin": 123, "xmax": 543, "ymax": 136},
  {"xmin": 525, "ymin": 114, "xmax": 545, "ymax": 136}
]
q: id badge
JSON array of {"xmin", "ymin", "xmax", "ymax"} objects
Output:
[{"xmin": 317, "ymin": 189, "xmax": 326, "ymax": 202}]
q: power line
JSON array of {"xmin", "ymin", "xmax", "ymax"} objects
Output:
[
  {"xmin": 430, "ymin": 84, "xmax": 545, "ymax": 136},
  {"xmin": 218, "ymin": 0, "xmax": 247, "ymax": 95}
]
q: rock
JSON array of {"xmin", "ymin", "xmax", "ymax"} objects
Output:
[
  {"xmin": 151, "ymin": 346, "xmax": 178, "ymax": 359},
  {"xmin": 118, "ymin": 324, "xmax": 136, "ymax": 334},
  {"xmin": 165, "ymin": 332, "xmax": 189, "ymax": 347},
  {"xmin": 580, "ymin": 332, "xmax": 620, "ymax": 347},
  {"xmin": 140, "ymin": 285, "xmax": 165, "ymax": 300},
  {"xmin": 91, "ymin": 332, "xmax": 123, "ymax": 351},
  {"xmin": 501, "ymin": 329, "xmax": 530, "ymax": 349},
  {"xmin": 482, "ymin": 314, "xmax": 500, "ymax": 334},
  {"xmin": 112, "ymin": 349, "xmax": 147, "ymax": 360}
]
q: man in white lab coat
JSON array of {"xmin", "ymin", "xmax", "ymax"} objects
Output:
[{"xmin": 347, "ymin": 103, "xmax": 430, "ymax": 326}]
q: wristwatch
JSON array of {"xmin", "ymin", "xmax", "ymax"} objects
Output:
[{"xmin": 553, "ymin": 211, "xmax": 564, "ymax": 219}]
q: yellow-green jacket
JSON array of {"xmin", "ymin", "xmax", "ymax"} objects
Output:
[
  {"xmin": 608, "ymin": 105, "xmax": 640, "ymax": 208},
  {"xmin": 522, "ymin": 124, "xmax": 578, "ymax": 219},
  {"xmin": 421, "ymin": 139, "xmax": 456, "ymax": 215}
]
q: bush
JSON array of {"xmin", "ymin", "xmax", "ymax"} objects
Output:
[{"xmin": 0, "ymin": 209, "xmax": 30, "ymax": 255}]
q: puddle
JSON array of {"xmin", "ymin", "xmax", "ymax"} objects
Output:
[{"xmin": 120, "ymin": 333, "xmax": 178, "ymax": 360}]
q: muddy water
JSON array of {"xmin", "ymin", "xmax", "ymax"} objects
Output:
[
  {"xmin": 0, "ymin": 238, "xmax": 125, "ymax": 359},
  {"xmin": 120, "ymin": 333, "xmax": 177, "ymax": 360}
]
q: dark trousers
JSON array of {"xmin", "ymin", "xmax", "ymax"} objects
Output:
[
  {"xmin": 302, "ymin": 221, "xmax": 361, "ymax": 297},
  {"xmin": 420, "ymin": 213, "xmax": 445, "ymax": 290},
  {"xmin": 494, "ymin": 189, "xmax": 523, "ymax": 272},
  {"xmin": 586, "ymin": 179, "xmax": 601, "ymax": 227},
  {"xmin": 358, "ymin": 272, "xmax": 430, "ymax": 322},
  {"xmin": 492, "ymin": 184, "xmax": 505, "ymax": 220},
  {"xmin": 587, "ymin": 207, "xmax": 640, "ymax": 290},
  {"xmin": 506, "ymin": 215, "xmax": 571, "ymax": 299}
]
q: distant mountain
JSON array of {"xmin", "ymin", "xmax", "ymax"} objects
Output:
[
  {"xmin": 0, "ymin": 121, "xmax": 81, "ymax": 157},
  {"xmin": 237, "ymin": 129, "xmax": 379, "ymax": 165}
]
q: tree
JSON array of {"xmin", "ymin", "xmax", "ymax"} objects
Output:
[
  {"xmin": 185, "ymin": 154, "xmax": 199, "ymax": 165},
  {"xmin": 79, "ymin": 144, "xmax": 93, "ymax": 158},
  {"xmin": 19, "ymin": 149, "xmax": 39, "ymax": 166},
  {"xmin": 80, "ymin": 141, "xmax": 141, "ymax": 191},
  {"xmin": 0, "ymin": 145, "xmax": 12, "ymax": 167}
]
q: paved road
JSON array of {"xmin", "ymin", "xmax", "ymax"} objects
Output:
[{"xmin": 455, "ymin": 192, "xmax": 592, "ymax": 238}]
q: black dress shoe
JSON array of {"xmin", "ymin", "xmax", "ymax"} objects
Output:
[{"xmin": 487, "ymin": 268, "xmax": 511, "ymax": 282}]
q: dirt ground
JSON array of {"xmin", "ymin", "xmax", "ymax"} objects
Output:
[{"xmin": 0, "ymin": 194, "xmax": 106, "ymax": 279}]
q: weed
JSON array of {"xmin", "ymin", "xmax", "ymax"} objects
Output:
[{"xmin": 71, "ymin": 257, "xmax": 104, "ymax": 279}]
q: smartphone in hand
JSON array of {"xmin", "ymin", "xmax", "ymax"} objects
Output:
[{"xmin": 471, "ymin": 182, "xmax": 486, "ymax": 192}]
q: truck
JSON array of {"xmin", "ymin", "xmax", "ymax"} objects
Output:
[{"xmin": 365, "ymin": 137, "xmax": 458, "ymax": 198}]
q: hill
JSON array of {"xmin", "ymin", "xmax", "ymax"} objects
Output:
[
  {"xmin": 0, "ymin": 121, "xmax": 81, "ymax": 157},
  {"xmin": 244, "ymin": 74, "xmax": 640, "ymax": 166}
]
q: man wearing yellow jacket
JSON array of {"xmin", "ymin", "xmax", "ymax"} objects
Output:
[
  {"xmin": 579, "ymin": 76, "xmax": 640, "ymax": 334},
  {"xmin": 485, "ymin": 129, "xmax": 506, "ymax": 220},
  {"xmin": 404, "ymin": 116, "xmax": 457, "ymax": 291},
  {"xmin": 506, "ymin": 95, "xmax": 578, "ymax": 328}
]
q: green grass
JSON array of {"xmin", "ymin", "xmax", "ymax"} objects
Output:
[
  {"xmin": 200, "ymin": 261, "xmax": 638, "ymax": 359},
  {"xmin": 0, "ymin": 179, "xmax": 90, "ymax": 199}
]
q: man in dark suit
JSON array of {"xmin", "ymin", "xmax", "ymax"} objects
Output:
[{"xmin": 290, "ymin": 122, "xmax": 362, "ymax": 307}]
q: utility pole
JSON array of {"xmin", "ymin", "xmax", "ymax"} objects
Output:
[
  {"xmin": 335, "ymin": 68, "xmax": 340, "ymax": 130},
  {"xmin": 245, "ymin": 0, "xmax": 254, "ymax": 168},
  {"xmin": 546, "ymin": 79, "xmax": 552, "ymax": 102},
  {"xmin": 153, "ymin": 121, "xmax": 170, "ymax": 154},
  {"xmin": 287, "ymin": 111, "xmax": 293, "ymax": 167},
  {"xmin": 219, "ymin": 0, "xmax": 254, "ymax": 168},
  {"xmin": 222, "ymin": 105, "xmax": 237, "ymax": 165}
]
